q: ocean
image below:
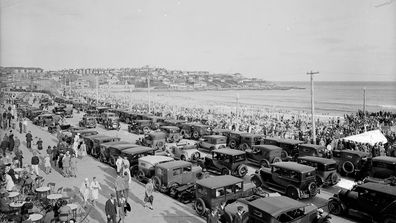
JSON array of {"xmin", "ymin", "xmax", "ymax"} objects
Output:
[{"xmin": 119, "ymin": 81, "xmax": 396, "ymax": 116}]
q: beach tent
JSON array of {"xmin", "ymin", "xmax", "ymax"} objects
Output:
[{"xmin": 343, "ymin": 129, "xmax": 388, "ymax": 146}]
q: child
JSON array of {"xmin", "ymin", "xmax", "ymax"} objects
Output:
[{"xmin": 44, "ymin": 154, "xmax": 51, "ymax": 174}]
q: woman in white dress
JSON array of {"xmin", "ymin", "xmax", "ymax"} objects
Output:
[
  {"xmin": 90, "ymin": 177, "xmax": 101, "ymax": 206},
  {"xmin": 79, "ymin": 178, "xmax": 91, "ymax": 208}
]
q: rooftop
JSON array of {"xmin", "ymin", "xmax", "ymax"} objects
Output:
[
  {"xmin": 213, "ymin": 148, "xmax": 246, "ymax": 156},
  {"xmin": 249, "ymin": 196, "xmax": 307, "ymax": 217},
  {"xmin": 156, "ymin": 160, "xmax": 191, "ymax": 169},
  {"xmin": 122, "ymin": 146, "xmax": 155, "ymax": 155},
  {"xmin": 297, "ymin": 156, "xmax": 337, "ymax": 165},
  {"xmin": 271, "ymin": 162, "xmax": 316, "ymax": 173},
  {"xmin": 197, "ymin": 175, "xmax": 243, "ymax": 189},
  {"xmin": 357, "ymin": 182, "xmax": 396, "ymax": 197}
]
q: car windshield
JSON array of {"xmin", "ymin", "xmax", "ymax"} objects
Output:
[
  {"xmin": 277, "ymin": 207, "xmax": 305, "ymax": 223},
  {"xmin": 233, "ymin": 154, "xmax": 246, "ymax": 162}
]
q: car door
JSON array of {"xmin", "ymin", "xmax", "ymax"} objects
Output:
[
  {"xmin": 181, "ymin": 165, "xmax": 193, "ymax": 184},
  {"xmin": 171, "ymin": 167, "xmax": 183, "ymax": 185}
]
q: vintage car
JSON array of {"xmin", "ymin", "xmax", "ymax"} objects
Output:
[
  {"xmin": 198, "ymin": 135, "xmax": 227, "ymax": 151},
  {"xmin": 246, "ymin": 145, "xmax": 284, "ymax": 167},
  {"xmin": 103, "ymin": 116, "xmax": 120, "ymax": 130},
  {"xmin": 116, "ymin": 110, "xmax": 136, "ymax": 124},
  {"xmin": 48, "ymin": 123, "xmax": 71, "ymax": 134},
  {"xmin": 78, "ymin": 116, "xmax": 97, "ymax": 128},
  {"xmin": 328, "ymin": 182, "xmax": 396, "ymax": 223},
  {"xmin": 163, "ymin": 119, "xmax": 187, "ymax": 128},
  {"xmin": 331, "ymin": 149, "xmax": 370, "ymax": 176},
  {"xmin": 96, "ymin": 141, "xmax": 131, "ymax": 159},
  {"xmin": 363, "ymin": 156, "xmax": 396, "ymax": 184},
  {"xmin": 73, "ymin": 102, "xmax": 89, "ymax": 112},
  {"xmin": 52, "ymin": 105, "xmax": 73, "ymax": 118},
  {"xmin": 83, "ymin": 134, "xmax": 120, "ymax": 157},
  {"xmin": 250, "ymin": 162, "xmax": 320, "ymax": 199},
  {"xmin": 98, "ymin": 112, "xmax": 117, "ymax": 124},
  {"xmin": 160, "ymin": 126, "xmax": 182, "ymax": 143},
  {"xmin": 103, "ymin": 143, "xmax": 141, "ymax": 166},
  {"xmin": 247, "ymin": 196, "xmax": 328, "ymax": 223},
  {"xmin": 166, "ymin": 141, "xmax": 201, "ymax": 161},
  {"xmin": 33, "ymin": 113, "xmax": 61, "ymax": 127},
  {"xmin": 121, "ymin": 146, "xmax": 157, "ymax": 176},
  {"xmin": 84, "ymin": 109, "xmax": 99, "ymax": 118},
  {"xmin": 145, "ymin": 115, "xmax": 166, "ymax": 130},
  {"xmin": 180, "ymin": 123, "xmax": 212, "ymax": 140},
  {"xmin": 153, "ymin": 160, "xmax": 203, "ymax": 194},
  {"xmin": 26, "ymin": 108, "xmax": 44, "ymax": 120},
  {"xmin": 211, "ymin": 128, "xmax": 232, "ymax": 137},
  {"xmin": 136, "ymin": 132, "xmax": 166, "ymax": 151},
  {"xmin": 263, "ymin": 138, "xmax": 304, "ymax": 158},
  {"xmin": 298, "ymin": 144, "xmax": 329, "ymax": 158},
  {"xmin": 194, "ymin": 175, "xmax": 266, "ymax": 216},
  {"xmin": 228, "ymin": 132, "xmax": 264, "ymax": 151},
  {"xmin": 136, "ymin": 155, "xmax": 174, "ymax": 181},
  {"xmin": 297, "ymin": 156, "xmax": 340, "ymax": 187},
  {"xmin": 198, "ymin": 148, "xmax": 249, "ymax": 177},
  {"xmin": 128, "ymin": 120, "xmax": 152, "ymax": 134}
]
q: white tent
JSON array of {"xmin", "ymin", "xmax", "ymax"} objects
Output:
[{"xmin": 343, "ymin": 129, "xmax": 388, "ymax": 146}]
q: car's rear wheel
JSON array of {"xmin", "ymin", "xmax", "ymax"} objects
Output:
[
  {"xmin": 221, "ymin": 168, "xmax": 230, "ymax": 175},
  {"xmin": 152, "ymin": 176, "xmax": 161, "ymax": 191},
  {"xmin": 307, "ymin": 182, "xmax": 318, "ymax": 197},
  {"xmin": 342, "ymin": 161, "xmax": 355, "ymax": 174},
  {"xmin": 137, "ymin": 170, "xmax": 145, "ymax": 182},
  {"xmin": 192, "ymin": 131, "xmax": 199, "ymax": 139},
  {"xmin": 239, "ymin": 143, "xmax": 249, "ymax": 151},
  {"xmin": 330, "ymin": 172, "xmax": 340, "ymax": 185},
  {"xmin": 272, "ymin": 157, "xmax": 282, "ymax": 163},
  {"xmin": 281, "ymin": 150, "xmax": 288, "ymax": 159},
  {"xmin": 251, "ymin": 175, "xmax": 261, "ymax": 187},
  {"xmin": 194, "ymin": 198, "xmax": 206, "ymax": 216},
  {"xmin": 237, "ymin": 165, "xmax": 248, "ymax": 177},
  {"xmin": 286, "ymin": 186, "xmax": 299, "ymax": 200},
  {"xmin": 229, "ymin": 140, "xmax": 237, "ymax": 149},
  {"xmin": 192, "ymin": 152, "xmax": 200, "ymax": 160},
  {"xmin": 328, "ymin": 200, "xmax": 343, "ymax": 215},
  {"xmin": 169, "ymin": 183, "xmax": 179, "ymax": 197},
  {"xmin": 260, "ymin": 159, "xmax": 270, "ymax": 168}
]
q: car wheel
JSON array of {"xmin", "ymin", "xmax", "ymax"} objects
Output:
[
  {"xmin": 192, "ymin": 131, "xmax": 199, "ymax": 139},
  {"xmin": 251, "ymin": 175, "xmax": 262, "ymax": 187},
  {"xmin": 137, "ymin": 170, "xmax": 145, "ymax": 182},
  {"xmin": 383, "ymin": 216, "xmax": 396, "ymax": 223},
  {"xmin": 192, "ymin": 152, "xmax": 200, "ymax": 160},
  {"xmin": 237, "ymin": 165, "xmax": 248, "ymax": 177},
  {"xmin": 166, "ymin": 137, "xmax": 173, "ymax": 143},
  {"xmin": 221, "ymin": 168, "xmax": 230, "ymax": 175},
  {"xmin": 130, "ymin": 166, "xmax": 139, "ymax": 178},
  {"xmin": 272, "ymin": 157, "xmax": 282, "ymax": 163},
  {"xmin": 143, "ymin": 127, "xmax": 150, "ymax": 134},
  {"xmin": 330, "ymin": 172, "xmax": 340, "ymax": 185},
  {"xmin": 194, "ymin": 198, "xmax": 206, "ymax": 216},
  {"xmin": 286, "ymin": 186, "xmax": 299, "ymax": 200},
  {"xmin": 342, "ymin": 161, "xmax": 355, "ymax": 174},
  {"xmin": 196, "ymin": 172, "xmax": 204, "ymax": 180},
  {"xmin": 152, "ymin": 176, "xmax": 161, "ymax": 191},
  {"xmin": 307, "ymin": 182, "xmax": 318, "ymax": 197},
  {"xmin": 281, "ymin": 150, "xmax": 288, "ymax": 159},
  {"xmin": 180, "ymin": 130, "xmax": 186, "ymax": 138},
  {"xmin": 328, "ymin": 200, "xmax": 343, "ymax": 215},
  {"xmin": 180, "ymin": 155, "xmax": 186, "ymax": 161},
  {"xmin": 260, "ymin": 159, "xmax": 270, "ymax": 168},
  {"xmin": 229, "ymin": 140, "xmax": 237, "ymax": 149},
  {"xmin": 239, "ymin": 143, "xmax": 249, "ymax": 151}
]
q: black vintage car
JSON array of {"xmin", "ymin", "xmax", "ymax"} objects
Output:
[
  {"xmin": 263, "ymin": 138, "xmax": 304, "ymax": 158},
  {"xmin": 363, "ymin": 156, "xmax": 396, "ymax": 184},
  {"xmin": 328, "ymin": 182, "xmax": 396, "ymax": 223},
  {"xmin": 228, "ymin": 132, "xmax": 264, "ymax": 151},
  {"xmin": 331, "ymin": 149, "xmax": 370, "ymax": 177}
]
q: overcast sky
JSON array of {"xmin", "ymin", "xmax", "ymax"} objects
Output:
[{"xmin": 1, "ymin": 0, "xmax": 395, "ymax": 81}]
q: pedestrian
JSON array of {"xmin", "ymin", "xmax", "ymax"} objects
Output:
[
  {"xmin": 37, "ymin": 138, "xmax": 43, "ymax": 151},
  {"xmin": 144, "ymin": 178, "xmax": 154, "ymax": 210},
  {"xmin": 90, "ymin": 177, "xmax": 101, "ymax": 206},
  {"xmin": 80, "ymin": 178, "xmax": 91, "ymax": 208},
  {"xmin": 31, "ymin": 151, "xmax": 40, "ymax": 176},
  {"xmin": 15, "ymin": 148, "xmax": 23, "ymax": 168},
  {"xmin": 52, "ymin": 146, "xmax": 58, "ymax": 167},
  {"xmin": 19, "ymin": 120, "xmax": 23, "ymax": 134},
  {"xmin": 207, "ymin": 207, "xmax": 220, "ymax": 223},
  {"xmin": 25, "ymin": 131, "xmax": 33, "ymax": 149},
  {"xmin": 232, "ymin": 206, "xmax": 245, "ymax": 223},
  {"xmin": 8, "ymin": 131, "xmax": 14, "ymax": 153},
  {"xmin": 122, "ymin": 172, "xmax": 129, "ymax": 202},
  {"xmin": 22, "ymin": 118, "xmax": 28, "ymax": 133},
  {"xmin": 62, "ymin": 151, "xmax": 71, "ymax": 177},
  {"xmin": 79, "ymin": 141, "xmax": 87, "ymax": 157},
  {"xmin": 44, "ymin": 154, "xmax": 51, "ymax": 174},
  {"xmin": 58, "ymin": 152, "xmax": 64, "ymax": 170},
  {"xmin": 105, "ymin": 193, "xmax": 117, "ymax": 223},
  {"xmin": 118, "ymin": 193, "xmax": 126, "ymax": 223},
  {"xmin": 116, "ymin": 156, "xmax": 123, "ymax": 175},
  {"xmin": 114, "ymin": 174, "xmax": 124, "ymax": 203},
  {"xmin": 70, "ymin": 154, "xmax": 77, "ymax": 177},
  {"xmin": 122, "ymin": 156, "xmax": 131, "ymax": 184},
  {"xmin": 0, "ymin": 134, "xmax": 9, "ymax": 156},
  {"xmin": 14, "ymin": 135, "xmax": 20, "ymax": 151}
]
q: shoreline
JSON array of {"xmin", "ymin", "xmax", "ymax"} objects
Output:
[{"xmin": 111, "ymin": 86, "xmax": 305, "ymax": 93}]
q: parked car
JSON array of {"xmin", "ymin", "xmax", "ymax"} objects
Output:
[
  {"xmin": 298, "ymin": 144, "xmax": 330, "ymax": 158},
  {"xmin": 163, "ymin": 119, "xmax": 187, "ymax": 129},
  {"xmin": 228, "ymin": 132, "xmax": 264, "ymax": 151},
  {"xmin": 152, "ymin": 160, "xmax": 203, "ymax": 193},
  {"xmin": 96, "ymin": 141, "xmax": 131, "ymax": 159},
  {"xmin": 103, "ymin": 116, "xmax": 120, "ymax": 130},
  {"xmin": 363, "ymin": 156, "xmax": 396, "ymax": 184},
  {"xmin": 116, "ymin": 110, "xmax": 136, "ymax": 124},
  {"xmin": 83, "ymin": 134, "xmax": 120, "ymax": 157},
  {"xmin": 27, "ymin": 108, "xmax": 44, "ymax": 120},
  {"xmin": 103, "ymin": 143, "xmax": 141, "ymax": 166},
  {"xmin": 160, "ymin": 126, "xmax": 182, "ymax": 143},
  {"xmin": 250, "ymin": 162, "xmax": 320, "ymax": 199},
  {"xmin": 136, "ymin": 132, "xmax": 166, "ymax": 151},
  {"xmin": 78, "ymin": 116, "xmax": 97, "ymax": 128},
  {"xmin": 33, "ymin": 114, "xmax": 61, "ymax": 127},
  {"xmin": 166, "ymin": 141, "xmax": 201, "ymax": 162},
  {"xmin": 246, "ymin": 145, "xmax": 284, "ymax": 167},
  {"xmin": 194, "ymin": 175, "xmax": 265, "ymax": 216},
  {"xmin": 48, "ymin": 123, "xmax": 71, "ymax": 134},
  {"xmin": 198, "ymin": 135, "xmax": 227, "ymax": 151},
  {"xmin": 84, "ymin": 109, "xmax": 99, "ymax": 119},
  {"xmin": 121, "ymin": 146, "xmax": 157, "ymax": 176},
  {"xmin": 331, "ymin": 149, "xmax": 370, "ymax": 176},
  {"xmin": 297, "ymin": 156, "xmax": 340, "ymax": 187},
  {"xmin": 328, "ymin": 182, "xmax": 396, "ymax": 223},
  {"xmin": 128, "ymin": 120, "xmax": 152, "ymax": 134},
  {"xmin": 136, "ymin": 155, "xmax": 175, "ymax": 181},
  {"xmin": 98, "ymin": 112, "xmax": 117, "ymax": 124},
  {"xmin": 211, "ymin": 128, "xmax": 232, "ymax": 137},
  {"xmin": 248, "ymin": 196, "xmax": 329, "ymax": 223},
  {"xmin": 180, "ymin": 123, "xmax": 212, "ymax": 140},
  {"xmin": 198, "ymin": 148, "xmax": 248, "ymax": 177},
  {"xmin": 52, "ymin": 105, "xmax": 73, "ymax": 118},
  {"xmin": 263, "ymin": 138, "xmax": 304, "ymax": 158}
]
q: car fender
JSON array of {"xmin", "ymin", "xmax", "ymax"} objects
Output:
[
  {"xmin": 328, "ymin": 196, "xmax": 347, "ymax": 210},
  {"xmin": 250, "ymin": 173, "xmax": 264, "ymax": 185},
  {"xmin": 183, "ymin": 149, "xmax": 199, "ymax": 159}
]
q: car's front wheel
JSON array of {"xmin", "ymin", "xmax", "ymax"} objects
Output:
[
  {"xmin": 286, "ymin": 186, "xmax": 299, "ymax": 200},
  {"xmin": 152, "ymin": 176, "xmax": 161, "ymax": 191},
  {"xmin": 221, "ymin": 168, "xmax": 230, "ymax": 175},
  {"xmin": 237, "ymin": 165, "xmax": 248, "ymax": 177},
  {"xmin": 137, "ymin": 170, "xmax": 145, "ymax": 182},
  {"xmin": 194, "ymin": 198, "xmax": 206, "ymax": 216},
  {"xmin": 328, "ymin": 199, "xmax": 343, "ymax": 215}
]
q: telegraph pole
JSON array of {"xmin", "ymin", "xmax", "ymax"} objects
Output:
[
  {"xmin": 236, "ymin": 93, "xmax": 240, "ymax": 119},
  {"xmin": 96, "ymin": 75, "xmax": 99, "ymax": 106},
  {"xmin": 148, "ymin": 75, "xmax": 151, "ymax": 114},
  {"xmin": 363, "ymin": 88, "xmax": 367, "ymax": 132},
  {"xmin": 307, "ymin": 71, "xmax": 319, "ymax": 144}
]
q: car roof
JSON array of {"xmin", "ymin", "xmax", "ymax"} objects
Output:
[
  {"xmin": 299, "ymin": 144, "xmax": 326, "ymax": 150},
  {"xmin": 252, "ymin": 145, "xmax": 283, "ymax": 151},
  {"xmin": 372, "ymin": 156, "xmax": 396, "ymax": 164},
  {"xmin": 204, "ymin": 135, "xmax": 226, "ymax": 139},
  {"xmin": 103, "ymin": 112, "xmax": 115, "ymax": 115},
  {"xmin": 213, "ymin": 148, "xmax": 246, "ymax": 156},
  {"xmin": 161, "ymin": 126, "xmax": 179, "ymax": 130},
  {"xmin": 212, "ymin": 128, "xmax": 231, "ymax": 133},
  {"xmin": 335, "ymin": 149, "xmax": 369, "ymax": 156},
  {"xmin": 73, "ymin": 129, "xmax": 98, "ymax": 134},
  {"xmin": 96, "ymin": 106, "xmax": 110, "ymax": 110},
  {"xmin": 92, "ymin": 135, "xmax": 119, "ymax": 141},
  {"xmin": 239, "ymin": 133, "xmax": 263, "ymax": 138},
  {"xmin": 110, "ymin": 144, "xmax": 140, "ymax": 150},
  {"xmin": 271, "ymin": 162, "xmax": 315, "ymax": 173},
  {"xmin": 149, "ymin": 132, "xmax": 167, "ymax": 137},
  {"xmin": 139, "ymin": 155, "xmax": 174, "ymax": 164},
  {"xmin": 122, "ymin": 146, "xmax": 155, "ymax": 155},
  {"xmin": 156, "ymin": 160, "xmax": 191, "ymax": 169},
  {"xmin": 297, "ymin": 156, "xmax": 336, "ymax": 165},
  {"xmin": 136, "ymin": 119, "xmax": 151, "ymax": 123},
  {"xmin": 82, "ymin": 133, "xmax": 105, "ymax": 139},
  {"xmin": 197, "ymin": 175, "xmax": 243, "ymax": 189},
  {"xmin": 249, "ymin": 196, "xmax": 307, "ymax": 217},
  {"xmin": 357, "ymin": 182, "xmax": 396, "ymax": 197},
  {"xmin": 100, "ymin": 141, "xmax": 131, "ymax": 147},
  {"xmin": 265, "ymin": 137, "xmax": 304, "ymax": 145}
]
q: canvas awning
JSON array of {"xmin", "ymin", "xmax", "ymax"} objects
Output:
[{"xmin": 343, "ymin": 129, "xmax": 388, "ymax": 146}]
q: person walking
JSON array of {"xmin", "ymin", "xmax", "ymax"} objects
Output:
[
  {"xmin": 144, "ymin": 179, "xmax": 154, "ymax": 210},
  {"xmin": 115, "ymin": 156, "xmax": 123, "ymax": 175},
  {"xmin": 36, "ymin": 138, "xmax": 43, "ymax": 151},
  {"xmin": 79, "ymin": 141, "xmax": 87, "ymax": 157},
  {"xmin": 14, "ymin": 135, "xmax": 20, "ymax": 151},
  {"xmin": 8, "ymin": 131, "xmax": 14, "ymax": 153},
  {"xmin": 19, "ymin": 119, "xmax": 23, "ymax": 134},
  {"xmin": 114, "ymin": 174, "xmax": 124, "ymax": 203},
  {"xmin": 105, "ymin": 193, "xmax": 117, "ymax": 223},
  {"xmin": 80, "ymin": 178, "xmax": 91, "ymax": 208},
  {"xmin": 44, "ymin": 154, "xmax": 51, "ymax": 174},
  {"xmin": 118, "ymin": 193, "xmax": 126, "ymax": 223},
  {"xmin": 22, "ymin": 118, "xmax": 28, "ymax": 133},
  {"xmin": 0, "ymin": 135, "xmax": 9, "ymax": 156},
  {"xmin": 31, "ymin": 151, "xmax": 40, "ymax": 176},
  {"xmin": 62, "ymin": 151, "xmax": 71, "ymax": 177},
  {"xmin": 122, "ymin": 157, "xmax": 131, "ymax": 184},
  {"xmin": 90, "ymin": 177, "xmax": 101, "ymax": 206},
  {"xmin": 70, "ymin": 154, "xmax": 77, "ymax": 177},
  {"xmin": 14, "ymin": 148, "xmax": 23, "ymax": 168},
  {"xmin": 25, "ymin": 131, "xmax": 33, "ymax": 149},
  {"xmin": 122, "ymin": 172, "xmax": 129, "ymax": 203}
]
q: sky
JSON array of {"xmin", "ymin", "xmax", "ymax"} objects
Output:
[{"xmin": 0, "ymin": 0, "xmax": 395, "ymax": 81}]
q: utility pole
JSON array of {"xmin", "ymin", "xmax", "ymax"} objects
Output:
[
  {"xmin": 363, "ymin": 88, "xmax": 367, "ymax": 132},
  {"xmin": 307, "ymin": 71, "xmax": 319, "ymax": 144},
  {"xmin": 236, "ymin": 93, "xmax": 240, "ymax": 120},
  {"xmin": 148, "ymin": 75, "xmax": 151, "ymax": 114},
  {"xmin": 96, "ymin": 75, "xmax": 99, "ymax": 106}
]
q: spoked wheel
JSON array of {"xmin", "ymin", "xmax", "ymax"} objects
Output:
[{"xmin": 328, "ymin": 200, "xmax": 343, "ymax": 215}]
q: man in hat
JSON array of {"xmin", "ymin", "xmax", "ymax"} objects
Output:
[
  {"xmin": 25, "ymin": 131, "xmax": 33, "ymax": 149},
  {"xmin": 232, "ymin": 206, "xmax": 245, "ymax": 223},
  {"xmin": 31, "ymin": 151, "xmax": 40, "ymax": 176},
  {"xmin": 62, "ymin": 151, "xmax": 71, "ymax": 177},
  {"xmin": 114, "ymin": 174, "xmax": 124, "ymax": 203},
  {"xmin": 105, "ymin": 193, "xmax": 117, "ymax": 223}
]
